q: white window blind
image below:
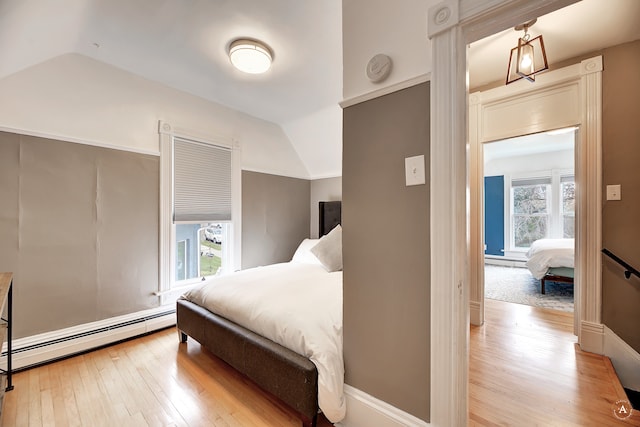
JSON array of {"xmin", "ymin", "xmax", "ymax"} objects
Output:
[
  {"xmin": 174, "ymin": 137, "xmax": 232, "ymax": 222},
  {"xmin": 512, "ymin": 177, "xmax": 552, "ymax": 187}
]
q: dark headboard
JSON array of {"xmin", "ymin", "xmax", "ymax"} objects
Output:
[{"xmin": 319, "ymin": 201, "xmax": 341, "ymax": 237}]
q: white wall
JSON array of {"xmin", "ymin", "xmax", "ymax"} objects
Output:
[
  {"xmin": 342, "ymin": 0, "xmax": 436, "ymax": 101},
  {"xmin": 484, "ymin": 149, "xmax": 574, "ymax": 177},
  {"xmin": 283, "ymin": 105, "xmax": 343, "ymax": 179},
  {"xmin": 0, "ymin": 53, "xmax": 310, "ymax": 179}
]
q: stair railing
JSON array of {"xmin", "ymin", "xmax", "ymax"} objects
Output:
[{"xmin": 602, "ymin": 248, "xmax": 640, "ymax": 280}]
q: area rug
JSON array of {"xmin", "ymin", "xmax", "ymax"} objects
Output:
[{"xmin": 484, "ymin": 265, "xmax": 574, "ymax": 312}]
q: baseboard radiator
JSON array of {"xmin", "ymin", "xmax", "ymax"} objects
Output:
[{"xmin": 0, "ymin": 307, "xmax": 176, "ymax": 371}]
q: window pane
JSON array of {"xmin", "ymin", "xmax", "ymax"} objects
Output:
[
  {"xmin": 513, "ymin": 214, "xmax": 548, "ymax": 248},
  {"xmin": 563, "ymin": 215, "xmax": 575, "ymax": 238},
  {"xmin": 200, "ymin": 224, "xmax": 225, "ymax": 277},
  {"xmin": 176, "ymin": 240, "xmax": 187, "ymax": 281},
  {"xmin": 562, "ymin": 181, "xmax": 575, "ymax": 214},
  {"xmin": 175, "ymin": 222, "xmax": 226, "ymax": 283},
  {"xmin": 513, "ymin": 185, "xmax": 548, "ymax": 214},
  {"xmin": 562, "ymin": 180, "xmax": 575, "ymax": 238}
]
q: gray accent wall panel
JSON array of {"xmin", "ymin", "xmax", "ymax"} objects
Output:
[
  {"xmin": 0, "ymin": 132, "xmax": 159, "ymax": 338},
  {"xmin": 0, "ymin": 134, "xmax": 19, "ymax": 280},
  {"xmin": 95, "ymin": 150, "xmax": 159, "ymax": 318},
  {"xmin": 241, "ymin": 171, "xmax": 310, "ymax": 269},
  {"xmin": 602, "ymin": 40, "xmax": 640, "ymax": 353},
  {"xmin": 343, "ymin": 82, "xmax": 431, "ymax": 421}
]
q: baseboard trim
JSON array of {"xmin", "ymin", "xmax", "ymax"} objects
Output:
[
  {"xmin": 470, "ymin": 300, "xmax": 482, "ymax": 326},
  {"xmin": 335, "ymin": 384, "xmax": 429, "ymax": 427},
  {"xmin": 484, "ymin": 258, "xmax": 526, "ymax": 267},
  {"xmin": 1, "ymin": 306, "xmax": 176, "ymax": 370},
  {"xmin": 580, "ymin": 320, "xmax": 604, "ymax": 354},
  {"xmin": 604, "ymin": 326, "xmax": 640, "ymax": 392}
]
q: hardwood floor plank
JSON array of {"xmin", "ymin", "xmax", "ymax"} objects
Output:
[
  {"xmin": 56, "ymin": 361, "xmax": 81, "ymax": 427},
  {"xmin": 5, "ymin": 301, "xmax": 633, "ymax": 426},
  {"xmin": 470, "ymin": 299, "xmax": 640, "ymax": 426},
  {"xmin": 27, "ymin": 369, "xmax": 42, "ymax": 427}
]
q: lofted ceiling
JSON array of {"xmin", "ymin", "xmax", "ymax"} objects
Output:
[
  {"xmin": 0, "ymin": 0, "xmax": 343, "ymax": 177},
  {"xmin": 469, "ymin": 0, "xmax": 640, "ymax": 90},
  {"xmin": 0, "ymin": 0, "xmax": 638, "ymax": 177},
  {"xmin": 0, "ymin": 0, "xmax": 343, "ymax": 125}
]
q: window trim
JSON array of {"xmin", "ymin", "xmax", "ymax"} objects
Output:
[{"xmin": 158, "ymin": 121, "xmax": 241, "ymax": 302}]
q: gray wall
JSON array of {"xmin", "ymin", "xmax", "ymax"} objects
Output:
[
  {"xmin": 602, "ymin": 39, "xmax": 640, "ymax": 353},
  {"xmin": 0, "ymin": 132, "xmax": 159, "ymax": 338},
  {"xmin": 241, "ymin": 170, "xmax": 311, "ymax": 269},
  {"xmin": 310, "ymin": 177, "xmax": 342, "ymax": 238},
  {"xmin": 342, "ymin": 82, "xmax": 431, "ymax": 421}
]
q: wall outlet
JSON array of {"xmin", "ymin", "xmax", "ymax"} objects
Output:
[
  {"xmin": 405, "ymin": 155, "xmax": 425, "ymax": 186},
  {"xmin": 606, "ymin": 184, "xmax": 621, "ymax": 201}
]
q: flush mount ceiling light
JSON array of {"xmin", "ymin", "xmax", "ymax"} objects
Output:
[
  {"xmin": 228, "ymin": 39, "xmax": 273, "ymax": 74},
  {"xmin": 506, "ymin": 19, "xmax": 549, "ymax": 84}
]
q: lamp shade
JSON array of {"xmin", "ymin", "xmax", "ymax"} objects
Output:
[
  {"xmin": 506, "ymin": 34, "xmax": 548, "ymax": 84},
  {"xmin": 229, "ymin": 39, "xmax": 273, "ymax": 74}
]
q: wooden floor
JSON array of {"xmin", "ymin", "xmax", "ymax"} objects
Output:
[
  {"xmin": 0, "ymin": 329, "xmax": 333, "ymax": 427},
  {"xmin": 2, "ymin": 300, "xmax": 639, "ymax": 426},
  {"xmin": 470, "ymin": 298, "xmax": 640, "ymax": 426}
]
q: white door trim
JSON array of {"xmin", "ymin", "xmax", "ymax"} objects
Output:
[
  {"xmin": 428, "ymin": 0, "xmax": 584, "ymax": 425},
  {"xmin": 468, "ymin": 57, "xmax": 603, "ymax": 345}
]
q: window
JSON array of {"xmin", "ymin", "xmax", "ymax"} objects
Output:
[
  {"xmin": 561, "ymin": 176, "xmax": 575, "ymax": 238},
  {"xmin": 175, "ymin": 222, "xmax": 230, "ymax": 281},
  {"xmin": 172, "ymin": 137, "xmax": 232, "ymax": 285},
  {"xmin": 508, "ymin": 172, "xmax": 574, "ymax": 251},
  {"xmin": 511, "ymin": 177, "xmax": 551, "ymax": 249},
  {"xmin": 159, "ymin": 122, "xmax": 241, "ymax": 295}
]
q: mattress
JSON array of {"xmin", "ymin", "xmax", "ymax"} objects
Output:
[
  {"xmin": 525, "ymin": 238, "xmax": 575, "ymax": 279},
  {"xmin": 181, "ymin": 262, "xmax": 345, "ymax": 422}
]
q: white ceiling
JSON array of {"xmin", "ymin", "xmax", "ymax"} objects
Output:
[
  {"xmin": 1, "ymin": 0, "xmax": 639, "ymax": 176},
  {"xmin": 0, "ymin": 0, "xmax": 343, "ymax": 125},
  {"xmin": 0, "ymin": 0, "xmax": 343, "ymax": 177},
  {"xmin": 469, "ymin": 0, "xmax": 640, "ymax": 89},
  {"xmin": 483, "ymin": 129, "xmax": 576, "ymax": 162}
]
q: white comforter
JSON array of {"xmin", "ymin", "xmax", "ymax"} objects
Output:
[
  {"xmin": 181, "ymin": 262, "xmax": 346, "ymax": 422},
  {"xmin": 525, "ymin": 238, "xmax": 575, "ymax": 279}
]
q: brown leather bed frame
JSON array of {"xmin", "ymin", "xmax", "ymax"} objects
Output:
[{"xmin": 177, "ymin": 201, "xmax": 341, "ymax": 427}]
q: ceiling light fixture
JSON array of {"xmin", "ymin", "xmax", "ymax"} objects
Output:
[
  {"xmin": 506, "ymin": 19, "xmax": 548, "ymax": 84},
  {"xmin": 228, "ymin": 39, "xmax": 273, "ymax": 74}
]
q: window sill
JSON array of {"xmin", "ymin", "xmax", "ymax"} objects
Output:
[{"xmin": 155, "ymin": 281, "xmax": 204, "ymax": 306}]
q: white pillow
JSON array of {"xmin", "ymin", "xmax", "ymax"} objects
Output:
[
  {"xmin": 291, "ymin": 238, "xmax": 323, "ymax": 265},
  {"xmin": 310, "ymin": 224, "xmax": 342, "ymax": 272}
]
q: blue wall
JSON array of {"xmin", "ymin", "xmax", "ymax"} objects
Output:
[{"xmin": 484, "ymin": 175, "xmax": 504, "ymax": 256}]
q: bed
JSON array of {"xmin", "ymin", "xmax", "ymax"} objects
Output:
[
  {"xmin": 525, "ymin": 238, "xmax": 575, "ymax": 294},
  {"xmin": 176, "ymin": 201, "xmax": 343, "ymax": 427}
]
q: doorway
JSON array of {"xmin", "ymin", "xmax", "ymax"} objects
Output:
[
  {"xmin": 466, "ymin": 55, "xmax": 603, "ymax": 337},
  {"xmin": 427, "ymin": 1, "xmax": 604, "ymax": 425},
  {"xmin": 483, "ymin": 131, "xmax": 576, "ymax": 315}
]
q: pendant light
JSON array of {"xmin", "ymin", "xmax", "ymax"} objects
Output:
[{"xmin": 506, "ymin": 19, "xmax": 549, "ymax": 84}]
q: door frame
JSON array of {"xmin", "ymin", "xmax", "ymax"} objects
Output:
[
  {"xmin": 426, "ymin": 0, "xmax": 601, "ymax": 425},
  {"xmin": 468, "ymin": 58, "xmax": 603, "ymax": 342}
]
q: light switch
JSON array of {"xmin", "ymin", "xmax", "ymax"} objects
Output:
[
  {"xmin": 405, "ymin": 155, "xmax": 425, "ymax": 186},
  {"xmin": 606, "ymin": 184, "xmax": 621, "ymax": 201}
]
